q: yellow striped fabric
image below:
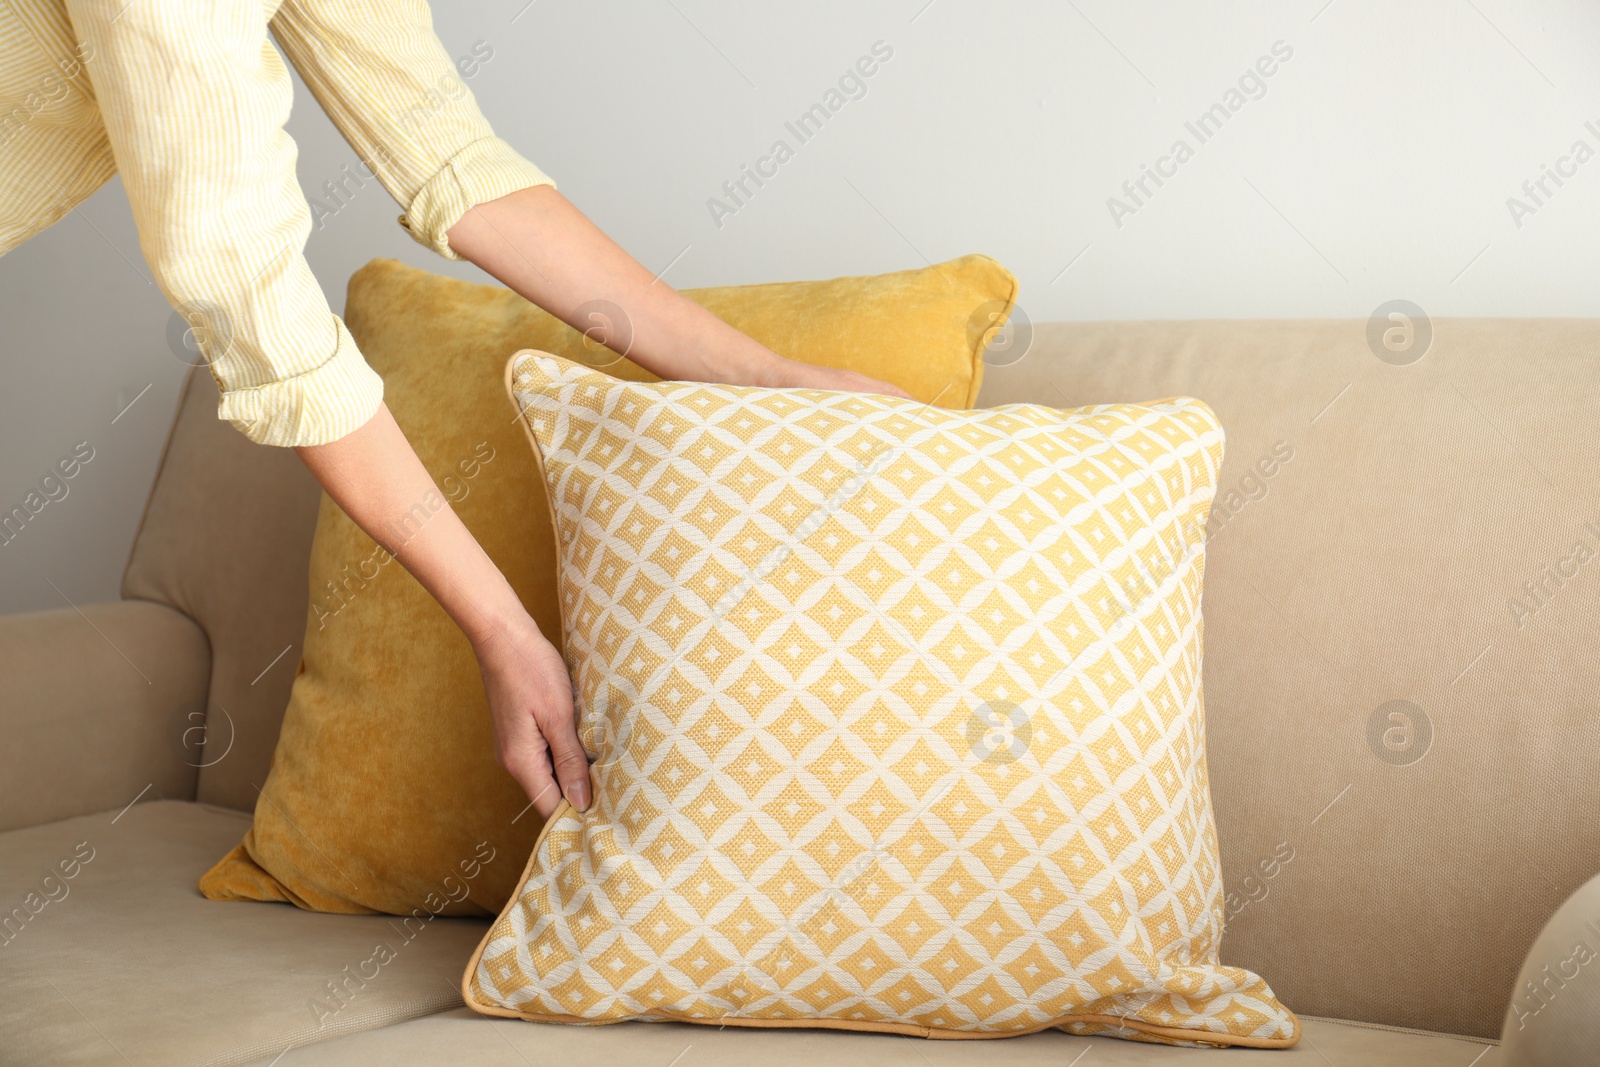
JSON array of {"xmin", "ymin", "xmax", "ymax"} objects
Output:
[{"xmin": 0, "ymin": 0, "xmax": 556, "ymax": 446}]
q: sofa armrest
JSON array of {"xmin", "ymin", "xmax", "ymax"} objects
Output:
[
  {"xmin": 1499, "ymin": 870, "xmax": 1600, "ymax": 1065},
  {"xmin": 0, "ymin": 598, "xmax": 210, "ymax": 832}
]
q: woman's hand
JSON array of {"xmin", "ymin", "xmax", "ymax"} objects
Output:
[
  {"xmin": 755, "ymin": 357, "xmax": 913, "ymax": 400},
  {"xmin": 471, "ymin": 610, "xmax": 589, "ymax": 820},
  {"xmin": 297, "ymin": 404, "xmax": 590, "ymax": 819}
]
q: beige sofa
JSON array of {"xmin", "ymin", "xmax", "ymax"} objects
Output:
[{"xmin": 4, "ymin": 317, "xmax": 1595, "ymax": 1065}]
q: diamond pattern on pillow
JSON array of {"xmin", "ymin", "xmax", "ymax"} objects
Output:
[{"xmin": 464, "ymin": 352, "xmax": 1298, "ymax": 1048}]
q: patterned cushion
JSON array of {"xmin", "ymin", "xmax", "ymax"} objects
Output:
[{"xmin": 464, "ymin": 352, "xmax": 1299, "ymax": 1047}]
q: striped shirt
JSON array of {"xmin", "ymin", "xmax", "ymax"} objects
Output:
[{"xmin": 1, "ymin": 0, "xmax": 556, "ymax": 446}]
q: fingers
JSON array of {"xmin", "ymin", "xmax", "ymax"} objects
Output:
[
  {"xmin": 523, "ymin": 647, "xmax": 592, "ymax": 813},
  {"xmin": 475, "ymin": 614, "xmax": 591, "ymax": 818},
  {"xmin": 878, "ymin": 375, "xmax": 913, "ymax": 399},
  {"xmin": 499, "ymin": 725, "xmax": 565, "ymax": 820},
  {"xmin": 523, "ymin": 768, "xmax": 566, "ymax": 821},
  {"xmin": 542, "ymin": 707, "xmax": 593, "ymax": 812},
  {"xmin": 856, "ymin": 373, "xmax": 911, "ymax": 400}
]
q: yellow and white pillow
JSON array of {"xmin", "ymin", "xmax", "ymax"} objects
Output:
[{"xmin": 464, "ymin": 352, "xmax": 1298, "ymax": 1047}]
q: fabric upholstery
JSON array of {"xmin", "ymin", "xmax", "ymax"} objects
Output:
[
  {"xmin": 0, "ymin": 801, "xmax": 490, "ymax": 1067},
  {"xmin": 242, "ymin": 1007, "xmax": 1498, "ymax": 1066},
  {"xmin": 122, "ymin": 366, "xmax": 325, "ymax": 813},
  {"xmin": 115, "ymin": 308, "xmax": 1597, "ymax": 1040},
  {"xmin": 465, "ymin": 353, "xmax": 1296, "ymax": 1045},
  {"xmin": 199, "ymin": 254, "xmax": 1017, "ymax": 918},
  {"xmin": 1499, "ymin": 870, "xmax": 1600, "ymax": 1066},
  {"xmin": 0, "ymin": 802, "xmax": 1493, "ymax": 1066},
  {"xmin": 0, "ymin": 599, "xmax": 208, "ymax": 832},
  {"xmin": 978, "ymin": 318, "xmax": 1600, "ymax": 1038}
]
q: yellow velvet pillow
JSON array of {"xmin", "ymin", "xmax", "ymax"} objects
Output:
[
  {"xmin": 199, "ymin": 254, "xmax": 1018, "ymax": 915},
  {"xmin": 464, "ymin": 353, "xmax": 1298, "ymax": 1046}
]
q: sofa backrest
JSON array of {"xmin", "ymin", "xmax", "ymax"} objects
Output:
[
  {"xmin": 980, "ymin": 317, "xmax": 1599, "ymax": 1040},
  {"xmin": 122, "ymin": 368, "xmax": 323, "ymax": 813},
  {"xmin": 126, "ymin": 318, "xmax": 1599, "ymax": 1039}
]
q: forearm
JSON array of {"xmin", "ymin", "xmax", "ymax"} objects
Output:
[
  {"xmin": 446, "ymin": 185, "xmax": 785, "ymax": 386},
  {"xmin": 296, "ymin": 402, "xmax": 585, "ymax": 812},
  {"xmin": 294, "ymin": 403, "xmax": 522, "ymax": 648}
]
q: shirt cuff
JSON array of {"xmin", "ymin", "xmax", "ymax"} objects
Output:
[
  {"xmin": 398, "ymin": 136, "xmax": 557, "ymax": 261},
  {"xmin": 216, "ymin": 316, "xmax": 385, "ymax": 447}
]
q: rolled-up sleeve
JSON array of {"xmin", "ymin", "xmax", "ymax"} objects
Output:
[
  {"xmin": 64, "ymin": 0, "xmax": 385, "ymax": 447},
  {"xmin": 269, "ymin": 0, "xmax": 557, "ymax": 261}
]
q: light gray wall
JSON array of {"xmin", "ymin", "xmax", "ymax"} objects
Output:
[{"xmin": 3, "ymin": 0, "xmax": 1597, "ymax": 614}]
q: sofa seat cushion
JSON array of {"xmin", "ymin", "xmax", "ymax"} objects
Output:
[
  {"xmin": 242, "ymin": 1006, "xmax": 1499, "ymax": 1066},
  {"xmin": 0, "ymin": 801, "xmax": 487, "ymax": 1067},
  {"xmin": 0, "ymin": 800, "xmax": 1500, "ymax": 1066}
]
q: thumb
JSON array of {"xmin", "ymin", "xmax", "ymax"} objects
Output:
[{"xmin": 543, "ymin": 711, "xmax": 592, "ymax": 812}]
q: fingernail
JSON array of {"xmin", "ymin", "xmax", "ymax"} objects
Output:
[{"xmin": 565, "ymin": 781, "xmax": 591, "ymax": 812}]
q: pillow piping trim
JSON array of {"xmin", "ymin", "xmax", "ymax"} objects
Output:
[
  {"xmin": 958, "ymin": 251, "xmax": 1015, "ymax": 409},
  {"xmin": 460, "ymin": 351, "xmax": 1300, "ymax": 1050}
]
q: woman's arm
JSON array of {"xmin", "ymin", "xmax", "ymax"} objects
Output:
[
  {"xmin": 302, "ymin": 186, "xmax": 907, "ymax": 822},
  {"xmin": 265, "ymin": 0, "xmax": 904, "ymax": 820},
  {"xmin": 446, "ymin": 184, "xmax": 911, "ymax": 397},
  {"xmin": 268, "ymin": 0, "xmax": 909, "ymax": 399},
  {"xmin": 295, "ymin": 404, "xmax": 585, "ymax": 817},
  {"xmin": 440, "ymin": 187, "xmax": 911, "ymax": 813}
]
